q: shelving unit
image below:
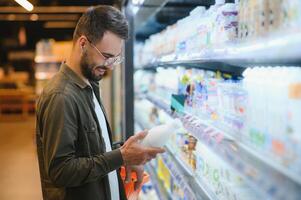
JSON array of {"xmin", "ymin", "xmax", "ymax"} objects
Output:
[
  {"xmin": 34, "ymin": 55, "xmax": 63, "ymax": 64},
  {"xmin": 143, "ymin": 93, "xmax": 301, "ymax": 199},
  {"xmin": 145, "ymin": 164, "xmax": 172, "ymax": 200},
  {"xmin": 34, "ymin": 56, "xmax": 62, "ymax": 94},
  {"xmin": 126, "ymin": 0, "xmax": 301, "ymax": 199},
  {"xmin": 145, "ymin": 91, "xmax": 301, "ymax": 186},
  {"xmin": 159, "ymin": 152, "xmax": 200, "ymax": 200},
  {"xmin": 135, "ymin": 112, "xmax": 214, "ymax": 200},
  {"xmin": 136, "ymin": 32, "xmax": 301, "ymax": 77},
  {"xmin": 164, "ymin": 145, "xmax": 218, "ymax": 200}
]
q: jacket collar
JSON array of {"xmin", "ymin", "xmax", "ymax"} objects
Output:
[
  {"xmin": 60, "ymin": 62, "xmax": 90, "ymax": 89},
  {"xmin": 60, "ymin": 63, "xmax": 102, "ymax": 99}
]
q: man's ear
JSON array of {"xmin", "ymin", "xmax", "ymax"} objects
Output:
[{"xmin": 78, "ymin": 36, "xmax": 87, "ymax": 51}]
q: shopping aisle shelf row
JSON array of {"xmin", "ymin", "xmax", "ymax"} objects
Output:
[
  {"xmin": 135, "ymin": 113, "xmax": 215, "ymax": 200},
  {"xmin": 159, "ymin": 149, "xmax": 206, "ymax": 200},
  {"xmin": 144, "ymin": 92, "xmax": 301, "ymax": 184},
  {"xmin": 142, "ymin": 93, "xmax": 301, "ymax": 200},
  {"xmin": 164, "ymin": 144, "xmax": 218, "ymax": 200},
  {"xmin": 136, "ymin": 33, "xmax": 301, "ymax": 75},
  {"xmin": 132, "ymin": 1, "xmax": 301, "ymax": 199},
  {"xmin": 145, "ymin": 164, "xmax": 172, "ymax": 200}
]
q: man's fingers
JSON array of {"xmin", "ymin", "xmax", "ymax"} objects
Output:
[
  {"xmin": 126, "ymin": 131, "xmax": 148, "ymax": 145},
  {"xmin": 125, "ymin": 167, "xmax": 132, "ymax": 183},
  {"xmin": 134, "ymin": 130, "xmax": 148, "ymax": 141},
  {"xmin": 145, "ymin": 147, "xmax": 165, "ymax": 155},
  {"xmin": 134, "ymin": 167, "xmax": 144, "ymax": 190}
]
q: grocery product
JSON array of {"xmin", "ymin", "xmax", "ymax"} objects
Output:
[
  {"xmin": 242, "ymin": 67, "xmax": 301, "ymax": 173},
  {"xmin": 238, "ymin": 0, "xmax": 301, "ymax": 40},
  {"xmin": 195, "ymin": 141, "xmax": 259, "ymax": 200},
  {"xmin": 141, "ymin": 119, "xmax": 183, "ymax": 148}
]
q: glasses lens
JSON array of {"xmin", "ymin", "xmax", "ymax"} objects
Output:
[{"xmin": 104, "ymin": 56, "xmax": 123, "ymax": 67}]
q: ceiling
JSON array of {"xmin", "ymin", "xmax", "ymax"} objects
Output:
[
  {"xmin": 0, "ymin": 0, "xmax": 118, "ymax": 65},
  {"xmin": 0, "ymin": 0, "xmax": 114, "ymax": 7},
  {"xmin": 0, "ymin": 0, "xmax": 235, "ymax": 65}
]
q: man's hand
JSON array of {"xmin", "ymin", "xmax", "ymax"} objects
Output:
[
  {"xmin": 120, "ymin": 130, "xmax": 165, "ymax": 166},
  {"xmin": 125, "ymin": 165, "xmax": 144, "ymax": 190}
]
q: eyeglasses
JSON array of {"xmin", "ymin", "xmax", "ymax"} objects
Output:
[{"xmin": 86, "ymin": 37, "xmax": 123, "ymax": 69}]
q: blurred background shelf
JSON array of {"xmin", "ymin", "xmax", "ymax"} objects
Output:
[{"xmin": 34, "ymin": 56, "xmax": 63, "ymax": 63}]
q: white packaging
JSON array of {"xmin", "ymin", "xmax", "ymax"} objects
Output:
[{"xmin": 141, "ymin": 119, "xmax": 183, "ymax": 147}]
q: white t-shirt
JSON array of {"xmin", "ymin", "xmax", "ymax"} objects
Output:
[{"xmin": 92, "ymin": 91, "xmax": 120, "ymax": 200}]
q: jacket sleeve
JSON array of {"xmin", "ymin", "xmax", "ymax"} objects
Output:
[{"xmin": 38, "ymin": 92, "xmax": 124, "ymax": 187}]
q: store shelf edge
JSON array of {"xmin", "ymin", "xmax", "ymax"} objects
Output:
[
  {"xmin": 145, "ymin": 164, "xmax": 172, "ymax": 200},
  {"xmin": 136, "ymin": 33, "xmax": 301, "ymax": 74},
  {"xmin": 165, "ymin": 145, "xmax": 217, "ymax": 200}
]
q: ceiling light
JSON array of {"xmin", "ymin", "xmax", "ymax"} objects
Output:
[{"xmin": 14, "ymin": 0, "xmax": 34, "ymax": 12}]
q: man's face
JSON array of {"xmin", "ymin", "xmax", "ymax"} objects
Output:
[{"xmin": 80, "ymin": 31, "xmax": 123, "ymax": 81}]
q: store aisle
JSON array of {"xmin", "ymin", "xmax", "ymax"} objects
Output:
[{"xmin": 0, "ymin": 117, "xmax": 42, "ymax": 200}]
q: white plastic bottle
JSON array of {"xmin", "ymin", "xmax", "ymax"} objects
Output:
[{"xmin": 140, "ymin": 119, "xmax": 183, "ymax": 147}]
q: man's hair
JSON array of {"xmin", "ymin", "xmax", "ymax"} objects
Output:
[{"xmin": 73, "ymin": 5, "xmax": 129, "ymax": 43}]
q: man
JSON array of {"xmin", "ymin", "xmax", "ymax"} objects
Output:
[{"xmin": 36, "ymin": 5, "xmax": 165, "ymax": 200}]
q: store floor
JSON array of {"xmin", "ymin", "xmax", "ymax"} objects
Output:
[{"xmin": 0, "ymin": 117, "xmax": 42, "ymax": 200}]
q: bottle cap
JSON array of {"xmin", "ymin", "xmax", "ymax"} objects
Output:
[{"xmin": 215, "ymin": 0, "xmax": 225, "ymax": 5}]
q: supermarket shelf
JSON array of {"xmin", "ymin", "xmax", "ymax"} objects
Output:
[
  {"xmin": 135, "ymin": 115, "xmax": 216, "ymax": 200},
  {"xmin": 145, "ymin": 92, "xmax": 301, "ymax": 184},
  {"xmin": 165, "ymin": 145, "xmax": 193, "ymax": 176},
  {"xmin": 34, "ymin": 55, "xmax": 63, "ymax": 63},
  {"xmin": 139, "ymin": 60, "xmax": 245, "ymax": 77},
  {"xmin": 145, "ymin": 164, "xmax": 172, "ymax": 200},
  {"xmin": 165, "ymin": 145, "xmax": 218, "ymax": 200},
  {"xmin": 35, "ymin": 71, "xmax": 57, "ymax": 80},
  {"xmin": 238, "ymin": 141, "xmax": 301, "ymax": 186},
  {"xmin": 144, "ymin": 93, "xmax": 301, "ymax": 200},
  {"xmin": 160, "ymin": 152, "xmax": 200, "ymax": 200},
  {"xmin": 136, "ymin": 33, "xmax": 301, "ymax": 75}
]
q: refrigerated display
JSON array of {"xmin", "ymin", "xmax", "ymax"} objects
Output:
[{"xmin": 129, "ymin": 0, "xmax": 301, "ymax": 199}]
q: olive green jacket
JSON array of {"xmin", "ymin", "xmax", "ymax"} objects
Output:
[{"xmin": 36, "ymin": 63, "xmax": 127, "ymax": 200}]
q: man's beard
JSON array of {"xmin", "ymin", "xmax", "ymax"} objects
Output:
[{"xmin": 80, "ymin": 51, "xmax": 105, "ymax": 82}]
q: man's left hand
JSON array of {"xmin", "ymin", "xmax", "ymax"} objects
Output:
[{"xmin": 125, "ymin": 165, "xmax": 144, "ymax": 191}]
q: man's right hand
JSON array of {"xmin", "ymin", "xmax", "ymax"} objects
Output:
[{"xmin": 120, "ymin": 130, "xmax": 165, "ymax": 166}]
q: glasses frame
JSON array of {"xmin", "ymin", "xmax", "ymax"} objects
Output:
[{"xmin": 85, "ymin": 37, "xmax": 123, "ymax": 69}]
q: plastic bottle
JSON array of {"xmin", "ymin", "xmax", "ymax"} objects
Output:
[
  {"xmin": 281, "ymin": 0, "xmax": 301, "ymax": 32},
  {"xmin": 187, "ymin": 6, "xmax": 206, "ymax": 55},
  {"xmin": 206, "ymin": 0, "xmax": 226, "ymax": 46},
  {"xmin": 140, "ymin": 119, "xmax": 183, "ymax": 148},
  {"xmin": 213, "ymin": 3, "xmax": 238, "ymax": 45}
]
